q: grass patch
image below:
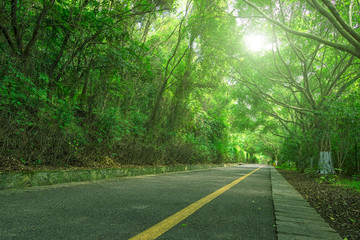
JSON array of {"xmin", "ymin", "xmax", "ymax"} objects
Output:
[
  {"xmin": 334, "ymin": 179, "xmax": 360, "ymax": 192},
  {"xmin": 275, "ymin": 165, "xmax": 297, "ymax": 171}
]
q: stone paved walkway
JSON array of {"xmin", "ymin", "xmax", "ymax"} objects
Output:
[{"xmin": 270, "ymin": 167, "xmax": 342, "ymax": 240}]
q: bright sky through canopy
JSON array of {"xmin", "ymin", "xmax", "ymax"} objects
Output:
[{"xmin": 244, "ymin": 34, "xmax": 273, "ymax": 52}]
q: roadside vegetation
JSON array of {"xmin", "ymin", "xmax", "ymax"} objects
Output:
[
  {"xmin": 0, "ymin": 0, "xmax": 251, "ymax": 171},
  {"xmin": 335, "ymin": 178, "xmax": 360, "ymax": 192},
  {"xmin": 278, "ymin": 163, "xmax": 360, "ymax": 191},
  {"xmin": 1, "ymin": 0, "xmax": 359, "ymax": 177}
]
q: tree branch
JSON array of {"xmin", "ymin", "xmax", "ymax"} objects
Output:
[
  {"xmin": 308, "ymin": 0, "xmax": 360, "ymax": 50},
  {"xmin": 239, "ymin": 77, "xmax": 313, "ymax": 114},
  {"xmin": 23, "ymin": 0, "xmax": 55, "ymax": 61},
  {"xmin": 11, "ymin": 0, "xmax": 22, "ymax": 52},
  {"xmin": 0, "ymin": 25, "xmax": 15, "ymax": 51},
  {"xmin": 320, "ymin": 0, "xmax": 360, "ymax": 43},
  {"xmin": 242, "ymin": 0, "xmax": 360, "ymax": 58},
  {"xmin": 324, "ymin": 55, "xmax": 354, "ymax": 97}
]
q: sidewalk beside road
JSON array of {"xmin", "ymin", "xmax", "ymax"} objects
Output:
[{"xmin": 270, "ymin": 167, "xmax": 342, "ymax": 240}]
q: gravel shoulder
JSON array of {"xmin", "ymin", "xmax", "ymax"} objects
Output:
[{"xmin": 277, "ymin": 169, "xmax": 360, "ymax": 240}]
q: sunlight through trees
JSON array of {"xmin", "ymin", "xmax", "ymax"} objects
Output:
[{"xmin": 0, "ymin": 0, "xmax": 359, "ymax": 175}]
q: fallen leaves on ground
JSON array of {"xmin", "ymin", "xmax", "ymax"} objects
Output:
[{"xmin": 278, "ymin": 169, "xmax": 360, "ymax": 240}]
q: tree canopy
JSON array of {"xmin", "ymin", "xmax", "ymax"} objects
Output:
[{"xmin": 0, "ymin": 0, "xmax": 359, "ymax": 175}]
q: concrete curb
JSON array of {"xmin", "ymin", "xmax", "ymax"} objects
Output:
[
  {"xmin": 0, "ymin": 163, "xmax": 236, "ymax": 190},
  {"xmin": 270, "ymin": 166, "xmax": 342, "ymax": 240}
]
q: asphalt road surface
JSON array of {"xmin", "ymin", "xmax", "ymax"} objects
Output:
[{"xmin": 0, "ymin": 164, "xmax": 276, "ymax": 240}]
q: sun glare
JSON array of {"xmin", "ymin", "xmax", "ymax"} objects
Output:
[{"xmin": 244, "ymin": 34, "xmax": 272, "ymax": 52}]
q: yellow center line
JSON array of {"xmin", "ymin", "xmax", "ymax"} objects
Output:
[{"xmin": 129, "ymin": 166, "xmax": 264, "ymax": 240}]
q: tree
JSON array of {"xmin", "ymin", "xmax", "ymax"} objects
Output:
[
  {"xmin": 226, "ymin": 1, "xmax": 359, "ymax": 172},
  {"xmin": 240, "ymin": 0, "xmax": 360, "ymax": 58},
  {"xmin": 0, "ymin": 0, "xmax": 244, "ymax": 169}
]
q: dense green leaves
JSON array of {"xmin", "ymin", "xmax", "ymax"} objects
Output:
[
  {"xmin": 229, "ymin": 0, "xmax": 360, "ymax": 174},
  {"xmin": 0, "ymin": 0, "xmax": 358, "ymax": 174},
  {"xmin": 0, "ymin": 0, "xmax": 247, "ymax": 170}
]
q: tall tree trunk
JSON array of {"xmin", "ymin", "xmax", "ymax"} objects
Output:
[{"xmin": 318, "ymin": 134, "xmax": 335, "ymax": 174}]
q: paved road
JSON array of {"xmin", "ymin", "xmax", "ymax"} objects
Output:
[{"xmin": 0, "ymin": 164, "xmax": 276, "ymax": 239}]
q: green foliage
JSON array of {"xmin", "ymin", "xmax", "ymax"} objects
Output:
[
  {"xmin": 1, "ymin": 0, "xmax": 359, "ymax": 174},
  {"xmin": 276, "ymin": 163, "xmax": 297, "ymax": 171},
  {"xmin": 318, "ymin": 175, "xmax": 360, "ymax": 192},
  {"xmin": 333, "ymin": 175, "xmax": 360, "ymax": 192},
  {"xmin": 0, "ymin": 0, "xmax": 242, "ymax": 170},
  {"xmin": 317, "ymin": 174, "xmax": 339, "ymax": 184}
]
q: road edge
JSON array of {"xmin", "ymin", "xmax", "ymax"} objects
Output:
[{"xmin": 0, "ymin": 163, "xmax": 238, "ymax": 190}]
